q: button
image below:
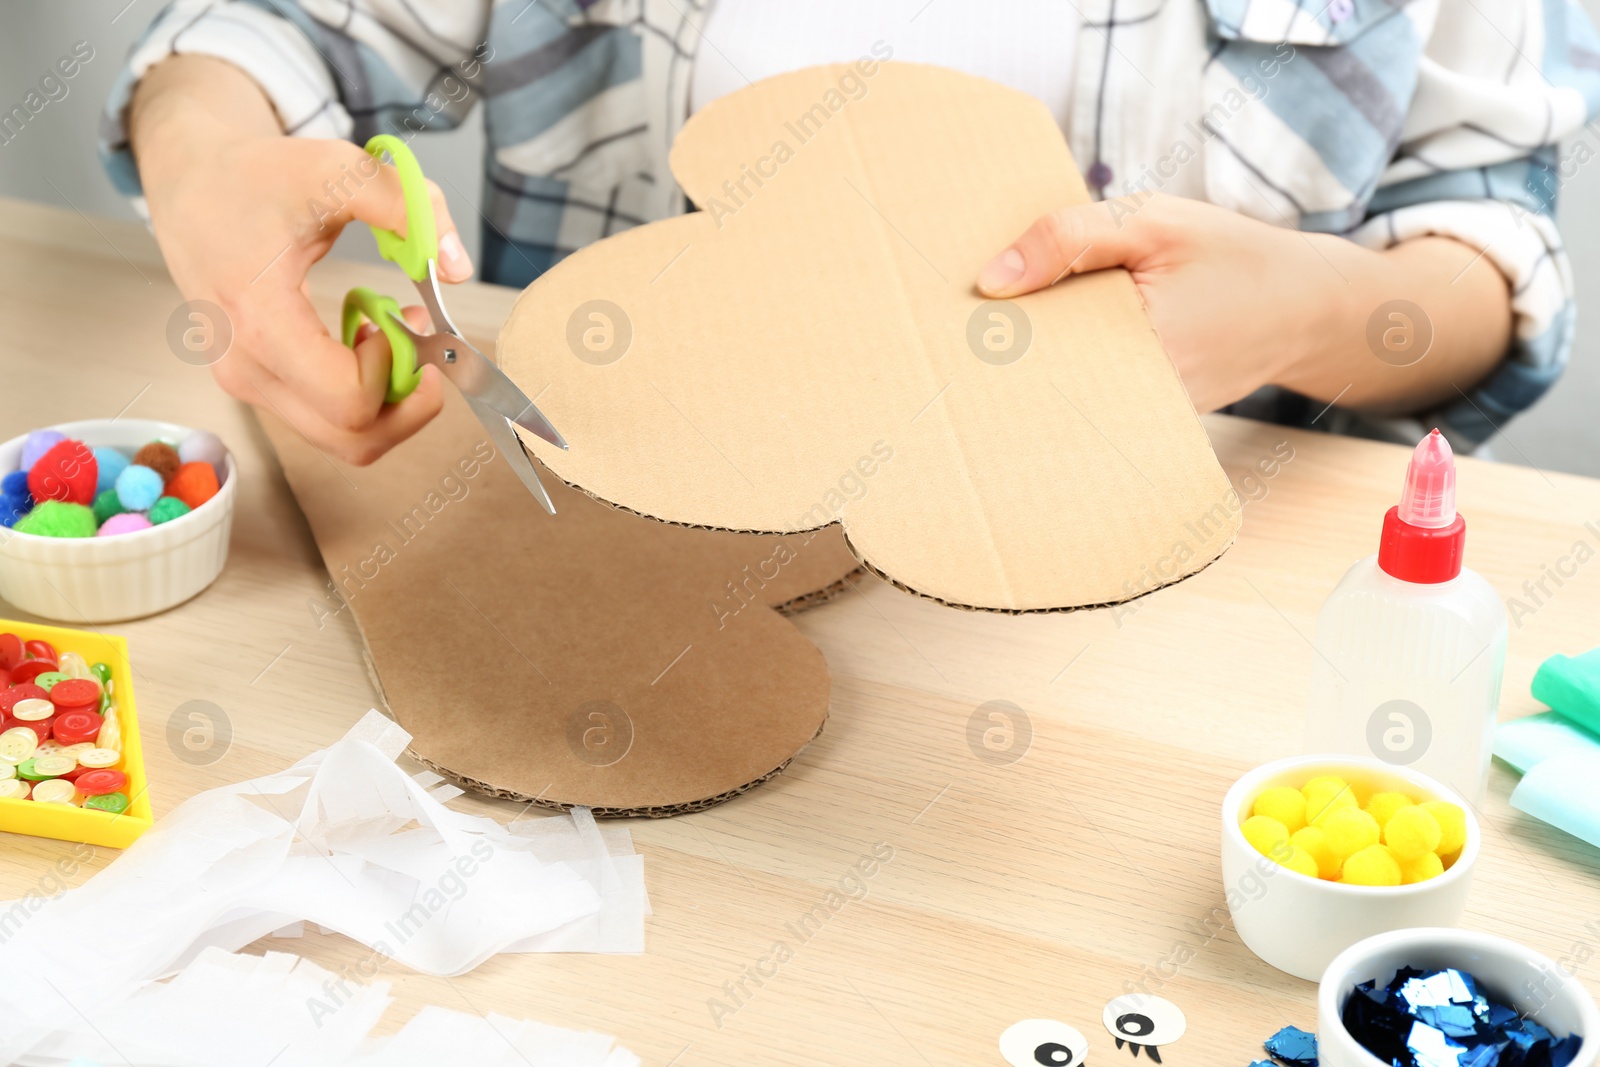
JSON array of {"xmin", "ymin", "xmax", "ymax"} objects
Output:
[
  {"xmin": 31, "ymin": 779, "xmax": 76, "ymax": 805},
  {"xmin": 75, "ymin": 748, "xmax": 121, "ymax": 769},
  {"xmin": 51, "ymin": 711, "xmax": 102, "ymax": 747},
  {"xmin": 31, "ymin": 671, "xmax": 66, "ymax": 692},
  {"xmin": 0, "ymin": 763, "xmax": 13, "ymax": 781},
  {"xmin": 0, "ymin": 727, "xmax": 39, "ymax": 764},
  {"xmin": 49, "ymin": 678, "xmax": 100, "ymax": 713},
  {"xmin": 0, "ymin": 780, "xmax": 30, "ymax": 800},
  {"xmin": 1087, "ymin": 160, "xmax": 1114, "ymax": 188},
  {"xmin": 0, "ymin": 634, "xmax": 23, "ymax": 670},
  {"xmin": 32, "ymin": 755, "xmax": 76, "ymax": 778},
  {"xmin": 74, "ymin": 768, "xmax": 126, "ymax": 796},
  {"xmin": 97, "ymin": 712, "xmax": 121, "ymax": 753},
  {"xmin": 84, "ymin": 791, "xmax": 128, "ymax": 814},
  {"xmin": 57, "ymin": 652, "xmax": 91, "ymax": 680},
  {"xmin": 89, "ymin": 662, "xmax": 112, "ymax": 686},
  {"xmin": 23, "ymin": 639, "xmax": 56, "ymax": 662},
  {"xmin": 11, "ymin": 699, "xmax": 53, "ymax": 722}
]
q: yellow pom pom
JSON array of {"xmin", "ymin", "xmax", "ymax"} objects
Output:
[
  {"xmin": 1304, "ymin": 776, "xmax": 1358, "ymax": 824},
  {"xmin": 1364, "ymin": 791, "xmax": 1415, "ymax": 829},
  {"xmin": 1422, "ymin": 800, "xmax": 1468, "ymax": 856},
  {"xmin": 1341, "ymin": 844, "xmax": 1402, "ymax": 886},
  {"xmin": 1242, "ymin": 815, "xmax": 1290, "ymax": 858},
  {"xmin": 1383, "ymin": 806, "xmax": 1443, "ymax": 861},
  {"xmin": 1290, "ymin": 826, "xmax": 1341, "ymax": 880},
  {"xmin": 1253, "ymin": 786, "xmax": 1308, "ymax": 833},
  {"xmin": 1280, "ymin": 846, "xmax": 1320, "ymax": 878},
  {"xmin": 1320, "ymin": 808, "xmax": 1381, "ymax": 860},
  {"xmin": 1399, "ymin": 851, "xmax": 1445, "ymax": 884}
]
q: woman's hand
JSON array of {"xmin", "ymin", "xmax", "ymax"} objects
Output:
[
  {"xmin": 977, "ymin": 193, "xmax": 1511, "ymax": 417},
  {"xmin": 131, "ymin": 56, "xmax": 473, "ymax": 464}
]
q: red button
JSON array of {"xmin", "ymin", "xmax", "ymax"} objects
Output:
[
  {"xmin": 23, "ymin": 640, "xmax": 56, "ymax": 662},
  {"xmin": 11, "ymin": 661, "xmax": 58, "ymax": 685},
  {"xmin": 49, "ymin": 679, "xmax": 99, "ymax": 711},
  {"xmin": 74, "ymin": 768, "xmax": 126, "ymax": 796},
  {"xmin": 51, "ymin": 711, "xmax": 102, "ymax": 746},
  {"xmin": 0, "ymin": 684, "xmax": 49, "ymax": 714},
  {"xmin": 0, "ymin": 634, "xmax": 21, "ymax": 670}
]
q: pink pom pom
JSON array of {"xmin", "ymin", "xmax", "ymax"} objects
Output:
[{"xmin": 97, "ymin": 513, "xmax": 153, "ymax": 537}]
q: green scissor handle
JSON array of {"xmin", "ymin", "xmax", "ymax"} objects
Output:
[
  {"xmin": 342, "ymin": 287, "xmax": 422, "ymax": 403},
  {"xmin": 363, "ymin": 133, "xmax": 436, "ymax": 283}
]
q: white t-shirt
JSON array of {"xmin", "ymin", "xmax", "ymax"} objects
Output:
[{"xmin": 690, "ymin": 0, "xmax": 1080, "ymax": 129}]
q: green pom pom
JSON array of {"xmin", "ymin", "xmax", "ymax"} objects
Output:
[
  {"xmin": 92, "ymin": 488, "xmax": 126, "ymax": 526},
  {"xmin": 16, "ymin": 500, "xmax": 97, "ymax": 538},
  {"xmin": 147, "ymin": 496, "xmax": 192, "ymax": 525}
]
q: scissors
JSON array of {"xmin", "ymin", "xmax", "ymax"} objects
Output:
[{"xmin": 341, "ymin": 134, "xmax": 568, "ymax": 515}]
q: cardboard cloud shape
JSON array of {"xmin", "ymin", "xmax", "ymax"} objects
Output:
[{"xmin": 499, "ymin": 62, "xmax": 1238, "ymax": 612}]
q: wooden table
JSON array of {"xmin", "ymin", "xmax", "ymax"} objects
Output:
[{"xmin": 4, "ymin": 197, "xmax": 1599, "ymax": 1066}]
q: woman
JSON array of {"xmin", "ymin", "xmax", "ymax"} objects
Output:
[{"xmin": 103, "ymin": 0, "xmax": 1600, "ymax": 463}]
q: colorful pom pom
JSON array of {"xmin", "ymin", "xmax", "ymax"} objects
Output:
[
  {"xmin": 1421, "ymin": 800, "xmax": 1467, "ymax": 856},
  {"xmin": 1383, "ymin": 806, "xmax": 1443, "ymax": 861},
  {"xmin": 20, "ymin": 430, "xmax": 64, "ymax": 471},
  {"xmin": 166, "ymin": 461, "xmax": 220, "ymax": 510},
  {"xmin": 1341, "ymin": 844, "xmax": 1402, "ymax": 886},
  {"xmin": 1398, "ymin": 851, "xmax": 1445, "ymax": 885},
  {"xmin": 91, "ymin": 488, "xmax": 126, "ymax": 526},
  {"xmin": 1, "ymin": 471, "xmax": 28, "ymax": 498},
  {"xmin": 147, "ymin": 496, "xmax": 192, "ymax": 525},
  {"xmin": 1289, "ymin": 825, "xmax": 1341, "ymax": 880},
  {"xmin": 15, "ymin": 500, "xmax": 97, "ymax": 538},
  {"xmin": 115, "ymin": 465, "xmax": 163, "ymax": 511},
  {"xmin": 1280, "ymin": 846, "xmax": 1320, "ymax": 878},
  {"xmin": 97, "ymin": 512, "xmax": 153, "ymax": 536},
  {"xmin": 1304, "ymin": 775, "xmax": 1358, "ymax": 825},
  {"xmin": 26, "ymin": 439, "xmax": 97, "ymax": 506},
  {"xmin": 178, "ymin": 430, "xmax": 227, "ymax": 479},
  {"xmin": 1253, "ymin": 786, "xmax": 1307, "ymax": 834},
  {"xmin": 1364, "ymin": 791, "xmax": 1415, "ymax": 830},
  {"xmin": 133, "ymin": 441, "xmax": 181, "ymax": 484},
  {"xmin": 92, "ymin": 447, "xmax": 130, "ymax": 494},
  {"xmin": 1242, "ymin": 815, "xmax": 1290, "ymax": 859}
]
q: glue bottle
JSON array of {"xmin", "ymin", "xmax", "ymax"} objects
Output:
[{"xmin": 1304, "ymin": 429, "xmax": 1507, "ymax": 804}]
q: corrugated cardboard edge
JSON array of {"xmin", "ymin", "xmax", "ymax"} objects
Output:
[{"xmin": 534, "ymin": 464, "xmax": 1229, "ymax": 615}]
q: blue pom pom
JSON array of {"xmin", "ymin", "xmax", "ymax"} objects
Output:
[
  {"xmin": 92, "ymin": 447, "xmax": 130, "ymax": 494},
  {"xmin": 1, "ymin": 470, "xmax": 28, "ymax": 497},
  {"xmin": 20, "ymin": 430, "xmax": 64, "ymax": 471},
  {"xmin": 0, "ymin": 493, "xmax": 30, "ymax": 527},
  {"xmin": 115, "ymin": 464, "xmax": 164, "ymax": 511}
]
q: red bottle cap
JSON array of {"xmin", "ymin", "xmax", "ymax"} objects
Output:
[{"xmin": 1378, "ymin": 430, "xmax": 1467, "ymax": 585}]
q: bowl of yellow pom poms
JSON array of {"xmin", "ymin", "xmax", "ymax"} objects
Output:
[{"xmin": 1221, "ymin": 755, "xmax": 1479, "ymax": 982}]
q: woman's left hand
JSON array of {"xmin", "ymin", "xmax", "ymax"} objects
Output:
[
  {"xmin": 977, "ymin": 193, "xmax": 1514, "ymax": 417},
  {"xmin": 977, "ymin": 192, "xmax": 1364, "ymax": 413}
]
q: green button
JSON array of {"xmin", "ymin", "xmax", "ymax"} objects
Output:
[
  {"xmin": 84, "ymin": 792, "xmax": 128, "ymax": 814},
  {"xmin": 15, "ymin": 759, "xmax": 53, "ymax": 782},
  {"xmin": 90, "ymin": 663, "xmax": 112, "ymax": 685},
  {"xmin": 32, "ymin": 672, "xmax": 66, "ymax": 692}
]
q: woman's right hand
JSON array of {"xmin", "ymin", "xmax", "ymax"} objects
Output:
[{"xmin": 130, "ymin": 55, "xmax": 473, "ymax": 464}]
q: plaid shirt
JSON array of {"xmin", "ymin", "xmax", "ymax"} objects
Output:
[{"xmin": 102, "ymin": 0, "xmax": 1600, "ymax": 447}]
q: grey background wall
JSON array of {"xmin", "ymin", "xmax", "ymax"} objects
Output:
[{"xmin": 1, "ymin": 0, "xmax": 1595, "ymax": 477}]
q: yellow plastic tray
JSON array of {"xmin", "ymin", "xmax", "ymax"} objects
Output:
[{"xmin": 0, "ymin": 617, "xmax": 152, "ymax": 848}]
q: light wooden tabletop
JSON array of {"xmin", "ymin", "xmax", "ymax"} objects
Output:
[{"xmin": 3, "ymin": 197, "xmax": 1599, "ymax": 1066}]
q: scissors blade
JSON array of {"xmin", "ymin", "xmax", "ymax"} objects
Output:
[
  {"xmin": 388, "ymin": 295, "xmax": 570, "ymax": 451},
  {"xmin": 465, "ymin": 395, "xmax": 557, "ymax": 515}
]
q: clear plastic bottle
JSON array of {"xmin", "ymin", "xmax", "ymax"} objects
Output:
[{"xmin": 1304, "ymin": 430, "xmax": 1507, "ymax": 803}]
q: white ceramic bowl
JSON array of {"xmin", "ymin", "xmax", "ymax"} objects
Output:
[
  {"xmin": 1318, "ymin": 928, "xmax": 1600, "ymax": 1067},
  {"xmin": 1221, "ymin": 754, "xmax": 1480, "ymax": 981},
  {"xmin": 0, "ymin": 419, "xmax": 235, "ymax": 622}
]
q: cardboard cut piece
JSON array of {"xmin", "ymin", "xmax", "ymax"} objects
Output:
[
  {"xmin": 498, "ymin": 62, "xmax": 1240, "ymax": 613},
  {"xmin": 259, "ymin": 390, "xmax": 860, "ymax": 816}
]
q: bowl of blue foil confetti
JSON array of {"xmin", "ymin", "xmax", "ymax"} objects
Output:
[{"xmin": 1317, "ymin": 928, "xmax": 1598, "ymax": 1067}]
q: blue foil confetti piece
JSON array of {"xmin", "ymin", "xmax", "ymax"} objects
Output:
[
  {"xmin": 1332, "ymin": 966, "xmax": 1584, "ymax": 1067},
  {"xmin": 1263, "ymin": 1025, "xmax": 1318, "ymax": 1064}
]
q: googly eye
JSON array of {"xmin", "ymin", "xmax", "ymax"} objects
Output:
[
  {"xmin": 1102, "ymin": 994, "xmax": 1186, "ymax": 1048},
  {"xmin": 999, "ymin": 1019, "xmax": 1090, "ymax": 1066}
]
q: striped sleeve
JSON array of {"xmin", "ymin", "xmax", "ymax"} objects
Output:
[
  {"xmin": 99, "ymin": 0, "xmax": 490, "ymax": 214},
  {"xmin": 1349, "ymin": 0, "xmax": 1600, "ymax": 445}
]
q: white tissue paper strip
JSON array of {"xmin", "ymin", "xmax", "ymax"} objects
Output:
[
  {"xmin": 16, "ymin": 945, "xmax": 639, "ymax": 1067},
  {"xmin": 0, "ymin": 711, "xmax": 647, "ymax": 1062}
]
